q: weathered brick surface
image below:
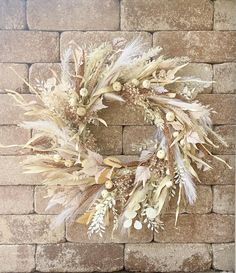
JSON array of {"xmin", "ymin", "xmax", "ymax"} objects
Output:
[
  {"xmin": 212, "ymin": 125, "xmax": 235, "ymax": 154},
  {"xmin": 213, "ymin": 63, "xmax": 236, "ymax": 94},
  {"xmin": 197, "ymin": 94, "xmax": 236, "ymax": 125},
  {"xmin": 125, "ymin": 243, "xmax": 212, "ymax": 272},
  {"xmin": 213, "ymin": 243, "xmax": 235, "ymax": 271},
  {"xmin": 0, "ymin": 126, "xmax": 30, "ymax": 155},
  {"xmin": 0, "ymin": 156, "xmax": 41, "ymax": 185},
  {"xmin": 90, "ymin": 125, "xmax": 122, "ymax": 155},
  {"xmin": 0, "ymin": 215, "xmax": 64, "ymax": 243},
  {"xmin": 154, "ymin": 214, "xmax": 235, "ymax": 243},
  {"xmin": 36, "ymin": 243, "xmax": 124, "ymax": 272},
  {"xmin": 66, "ymin": 221, "xmax": 153, "ymax": 243},
  {"xmin": 213, "ymin": 185, "xmax": 235, "ymax": 214},
  {"xmin": 123, "ymin": 126, "xmax": 156, "ymax": 154},
  {"xmin": 198, "ymin": 155, "xmax": 235, "ymax": 185},
  {"xmin": 0, "ymin": 31, "xmax": 59, "ymax": 63},
  {"xmin": 0, "ymin": 94, "xmax": 35, "ymax": 124},
  {"xmin": 153, "ymin": 31, "xmax": 236, "ymax": 63},
  {"xmin": 60, "ymin": 31, "xmax": 152, "ymax": 57},
  {"xmin": 0, "ymin": 185, "xmax": 34, "ymax": 214},
  {"xmin": 0, "ymin": 0, "xmax": 26, "ymax": 29},
  {"xmin": 0, "ymin": 245, "xmax": 35, "ymax": 272},
  {"xmin": 27, "ymin": 0, "xmax": 119, "ymax": 31},
  {"xmin": 214, "ymin": 0, "xmax": 236, "ymax": 30},
  {"xmin": 168, "ymin": 185, "xmax": 212, "ymax": 214},
  {"xmin": 121, "ymin": 0, "xmax": 213, "ymax": 31},
  {"xmin": 0, "ymin": 63, "xmax": 28, "ymax": 93}
]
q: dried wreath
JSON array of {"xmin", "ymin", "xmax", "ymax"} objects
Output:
[{"xmin": 5, "ymin": 38, "xmax": 231, "ymax": 237}]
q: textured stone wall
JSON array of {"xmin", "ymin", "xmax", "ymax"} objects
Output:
[{"xmin": 0, "ymin": 0, "xmax": 235, "ymax": 272}]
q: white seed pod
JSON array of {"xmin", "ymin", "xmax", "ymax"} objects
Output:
[
  {"xmin": 101, "ymin": 189, "xmax": 109, "ymax": 199},
  {"xmin": 134, "ymin": 220, "xmax": 142, "ymax": 230},
  {"xmin": 53, "ymin": 154, "xmax": 61, "ymax": 163},
  {"xmin": 112, "ymin": 81, "xmax": 122, "ymax": 92},
  {"xmin": 123, "ymin": 219, "xmax": 132, "ymax": 228},
  {"xmin": 172, "ymin": 131, "xmax": 179, "ymax": 138},
  {"xmin": 142, "ymin": 79, "xmax": 151, "ymax": 89},
  {"xmin": 146, "ymin": 207, "xmax": 157, "ymax": 219},
  {"xmin": 105, "ymin": 180, "xmax": 113, "ymax": 189},
  {"xmin": 156, "ymin": 149, "xmax": 166, "ymax": 159},
  {"xmin": 77, "ymin": 106, "xmax": 86, "ymax": 117},
  {"xmin": 64, "ymin": 160, "xmax": 73, "ymax": 168},
  {"xmin": 166, "ymin": 111, "xmax": 175, "ymax": 122},
  {"xmin": 124, "ymin": 210, "xmax": 137, "ymax": 219},
  {"xmin": 80, "ymin": 88, "xmax": 88, "ymax": 97},
  {"xmin": 131, "ymin": 78, "xmax": 139, "ymax": 86}
]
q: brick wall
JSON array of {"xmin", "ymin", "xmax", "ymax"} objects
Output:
[{"xmin": 0, "ymin": 0, "xmax": 235, "ymax": 272}]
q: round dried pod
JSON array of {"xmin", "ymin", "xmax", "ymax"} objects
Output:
[
  {"xmin": 166, "ymin": 111, "xmax": 175, "ymax": 122},
  {"xmin": 64, "ymin": 160, "xmax": 73, "ymax": 167},
  {"xmin": 134, "ymin": 220, "xmax": 142, "ymax": 230},
  {"xmin": 105, "ymin": 180, "xmax": 113, "ymax": 189},
  {"xmin": 146, "ymin": 207, "xmax": 157, "ymax": 219},
  {"xmin": 142, "ymin": 79, "xmax": 151, "ymax": 89},
  {"xmin": 112, "ymin": 81, "xmax": 122, "ymax": 92},
  {"xmin": 103, "ymin": 156, "xmax": 122, "ymax": 168},
  {"xmin": 124, "ymin": 210, "xmax": 137, "ymax": 219},
  {"xmin": 101, "ymin": 189, "xmax": 109, "ymax": 198},
  {"xmin": 77, "ymin": 106, "xmax": 86, "ymax": 117},
  {"xmin": 180, "ymin": 139, "xmax": 185, "ymax": 146},
  {"xmin": 156, "ymin": 149, "xmax": 166, "ymax": 159},
  {"xmin": 123, "ymin": 219, "xmax": 132, "ymax": 228},
  {"xmin": 131, "ymin": 78, "xmax": 139, "ymax": 86},
  {"xmin": 80, "ymin": 88, "xmax": 88, "ymax": 97},
  {"xmin": 69, "ymin": 97, "xmax": 77, "ymax": 107}
]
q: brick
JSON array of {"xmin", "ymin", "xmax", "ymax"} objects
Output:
[
  {"xmin": 170, "ymin": 63, "xmax": 212, "ymax": 94},
  {"xmin": 213, "ymin": 185, "xmax": 235, "ymax": 214},
  {"xmin": 0, "ymin": 185, "xmax": 34, "ymax": 214},
  {"xmin": 0, "ymin": 245, "xmax": 35, "ymax": 272},
  {"xmin": 60, "ymin": 31, "xmax": 152, "ymax": 58},
  {"xmin": 154, "ymin": 214, "xmax": 234, "ymax": 243},
  {"xmin": 168, "ymin": 185, "xmax": 212, "ymax": 214},
  {"xmin": 0, "ymin": 215, "xmax": 64, "ymax": 243},
  {"xmin": 99, "ymin": 102, "xmax": 146, "ymax": 125},
  {"xmin": 125, "ymin": 243, "xmax": 212, "ymax": 272},
  {"xmin": 0, "ymin": 31, "xmax": 59, "ymax": 63},
  {"xmin": 213, "ymin": 63, "xmax": 236, "ymax": 94},
  {"xmin": 121, "ymin": 0, "xmax": 213, "ymax": 31},
  {"xmin": 214, "ymin": 0, "xmax": 236, "ymax": 30},
  {"xmin": 123, "ymin": 126, "xmax": 156, "ymax": 155},
  {"xmin": 0, "ymin": 156, "xmax": 42, "ymax": 185},
  {"xmin": 27, "ymin": 0, "xmax": 119, "ymax": 31},
  {"xmin": 0, "ymin": 94, "xmax": 36, "ymax": 124},
  {"xmin": 35, "ymin": 185, "xmax": 66, "ymax": 214},
  {"xmin": 0, "ymin": 63, "xmax": 28, "ymax": 93},
  {"xmin": 0, "ymin": 126, "xmax": 30, "ymax": 155},
  {"xmin": 197, "ymin": 94, "xmax": 236, "ymax": 125},
  {"xmin": 90, "ymin": 125, "xmax": 122, "ymax": 155},
  {"xmin": 0, "ymin": 0, "xmax": 26, "ymax": 29},
  {"xmin": 213, "ymin": 243, "xmax": 235, "ymax": 271},
  {"xmin": 198, "ymin": 155, "xmax": 234, "ymax": 185},
  {"xmin": 66, "ymin": 221, "xmax": 153, "ymax": 243},
  {"xmin": 212, "ymin": 125, "xmax": 235, "ymax": 154},
  {"xmin": 153, "ymin": 31, "xmax": 236, "ymax": 63},
  {"xmin": 36, "ymin": 243, "xmax": 124, "ymax": 272}
]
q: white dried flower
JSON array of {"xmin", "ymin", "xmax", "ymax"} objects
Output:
[
  {"xmin": 112, "ymin": 81, "xmax": 122, "ymax": 92},
  {"xmin": 156, "ymin": 149, "xmax": 166, "ymax": 159},
  {"xmin": 173, "ymin": 131, "xmax": 179, "ymax": 138},
  {"xmin": 77, "ymin": 106, "xmax": 86, "ymax": 117},
  {"xmin": 105, "ymin": 180, "xmax": 113, "ymax": 189},
  {"xmin": 131, "ymin": 78, "xmax": 139, "ymax": 86},
  {"xmin": 101, "ymin": 189, "xmax": 109, "ymax": 198},
  {"xmin": 142, "ymin": 79, "xmax": 151, "ymax": 89},
  {"xmin": 166, "ymin": 111, "xmax": 175, "ymax": 122},
  {"xmin": 80, "ymin": 88, "xmax": 88, "ymax": 97}
]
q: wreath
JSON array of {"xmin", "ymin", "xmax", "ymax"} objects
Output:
[{"xmin": 6, "ymin": 38, "xmax": 230, "ymax": 237}]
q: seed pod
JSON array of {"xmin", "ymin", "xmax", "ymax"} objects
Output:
[
  {"xmin": 156, "ymin": 149, "xmax": 166, "ymax": 159},
  {"xmin": 77, "ymin": 106, "xmax": 86, "ymax": 117},
  {"xmin": 142, "ymin": 79, "xmax": 151, "ymax": 89},
  {"xmin": 105, "ymin": 180, "xmax": 113, "ymax": 189},
  {"xmin": 80, "ymin": 88, "xmax": 88, "ymax": 97},
  {"xmin": 64, "ymin": 160, "xmax": 73, "ymax": 167},
  {"xmin": 166, "ymin": 111, "xmax": 175, "ymax": 122},
  {"xmin": 131, "ymin": 78, "xmax": 139, "ymax": 86},
  {"xmin": 112, "ymin": 81, "xmax": 122, "ymax": 92}
]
